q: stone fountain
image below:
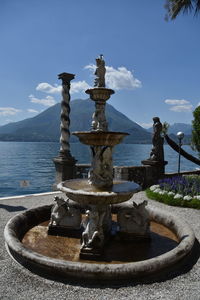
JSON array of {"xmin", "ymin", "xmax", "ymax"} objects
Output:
[
  {"xmin": 54, "ymin": 55, "xmax": 141, "ymax": 259},
  {"xmin": 4, "ymin": 56, "xmax": 195, "ymax": 282}
]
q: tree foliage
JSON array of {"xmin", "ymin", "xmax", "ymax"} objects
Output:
[
  {"xmin": 161, "ymin": 121, "xmax": 170, "ymax": 136},
  {"xmin": 191, "ymin": 106, "xmax": 200, "ymax": 157},
  {"xmin": 165, "ymin": 0, "xmax": 200, "ymax": 20}
]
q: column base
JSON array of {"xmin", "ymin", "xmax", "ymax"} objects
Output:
[
  {"xmin": 80, "ymin": 246, "xmax": 103, "ymax": 261},
  {"xmin": 53, "ymin": 155, "xmax": 77, "ymax": 190}
]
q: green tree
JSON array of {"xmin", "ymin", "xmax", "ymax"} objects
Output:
[
  {"xmin": 162, "ymin": 121, "xmax": 170, "ymax": 136},
  {"xmin": 191, "ymin": 106, "xmax": 200, "ymax": 157},
  {"xmin": 165, "ymin": 0, "xmax": 200, "ymax": 20}
]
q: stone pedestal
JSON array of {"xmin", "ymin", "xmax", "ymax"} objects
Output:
[
  {"xmin": 85, "ymin": 88, "xmax": 114, "ymax": 131},
  {"xmin": 142, "ymin": 159, "xmax": 168, "ymax": 175},
  {"xmin": 53, "ymin": 156, "xmax": 77, "ymax": 190}
]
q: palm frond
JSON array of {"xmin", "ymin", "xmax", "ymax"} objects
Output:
[{"xmin": 164, "ymin": 0, "xmax": 199, "ymax": 20}]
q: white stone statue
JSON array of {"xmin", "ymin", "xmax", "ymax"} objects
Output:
[
  {"xmin": 49, "ymin": 196, "xmax": 81, "ymax": 229},
  {"xmin": 91, "ymin": 102, "xmax": 108, "ymax": 131},
  {"xmin": 94, "ymin": 54, "xmax": 106, "ymax": 88},
  {"xmin": 88, "ymin": 146, "xmax": 113, "ymax": 188},
  {"xmin": 81, "ymin": 205, "xmax": 111, "ymax": 249},
  {"xmin": 117, "ymin": 200, "xmax": 150, "ymax": 236}
]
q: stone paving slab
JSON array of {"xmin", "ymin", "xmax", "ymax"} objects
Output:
[{"xmin": 0, "ymin": 191, "xmax": 200, "ymax": 300}]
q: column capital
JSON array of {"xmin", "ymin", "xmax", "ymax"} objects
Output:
[{"xmin": 58, "ymin": 72, "xmax": 75, "ymax": 85}]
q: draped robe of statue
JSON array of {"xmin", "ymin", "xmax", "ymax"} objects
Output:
[{"xmin": 149, "ymin": 117, "xmax": 164, "ymax": 162}]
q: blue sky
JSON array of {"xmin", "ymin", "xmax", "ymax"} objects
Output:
[{"xmin": 0, "ymin": 0, "xmax": 200, "ymax": 128}]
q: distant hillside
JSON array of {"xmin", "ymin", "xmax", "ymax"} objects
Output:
[
  {"xmin": 0, "ymin": 99, "xmax": 152, "ymax": 144},
  {"xmin": 168, "ymin": 123, "xmax": 192, "ymax": 135},
  {"xmin": 147, "ymin": 122, "xmax": 192, "ymax": 144},
  {"xmin": 147, "ymin": 122, "xmax": 192, "ymax": 134}
]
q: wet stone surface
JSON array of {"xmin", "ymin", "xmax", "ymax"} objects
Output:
[{"xmin": 22, "ymin": 220, "xmax": 179, "ymax": 264}]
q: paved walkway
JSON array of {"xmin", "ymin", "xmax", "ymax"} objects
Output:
[{"xmin": 0, "ymin": 191, "xmax": 200, "ymax": 300}]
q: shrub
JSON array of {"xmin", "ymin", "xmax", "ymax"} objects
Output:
[{"xmin": 146, "ymin": 175, "xmax": 200, "ymax": 209}]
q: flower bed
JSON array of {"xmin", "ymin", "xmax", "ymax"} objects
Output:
[{"xmin": 146, "ymin": 175, "xmax": 200, "ymax": 209}]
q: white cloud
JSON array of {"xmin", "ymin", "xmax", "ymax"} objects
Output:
[
  {"xmin": 165, "ymin": 99, "xmax": 190, "ymax": 105},
  {"xmin": 71, "ymin": 81, "xmax": 91, "ymax": 93},
  {"xmin": 138, "ymin": 122, "xmax": 153, "ymax": 129},
  {"xmin": 170, "ymin": 105, "xmax": 193, "ymax": 112},
  {"xmin": 164, "ymin": 98, "xmax": 193, "ymax": 112},
  {"xmin": 36, "ymin": 80, "xmax": 90, "ymax": 95},
  {"xmin": 85, "ymin": 64, "xmax": 141, "ymax": 90},
  {"xmin": 36, "ymin": 83, "xmax": 61, "ymax": 94},
  {"xmin": 29, "ymin": 95, "xmax": 56, "ymax": 106},
  {"xmin": 106, "ymin": 66, "xmax": 142, "ymax": 90},
  {"xmin": 27, "ymin": 109, "xmax": 39, "ymax": 113},
  {"xmin": 0, "ymin": 107, "xmax": 22, "ymax": 116}
]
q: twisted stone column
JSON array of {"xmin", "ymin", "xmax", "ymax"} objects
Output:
[
  {"xmin": 53, "ymin": 72, "xmax": 77, "ymax": 189},
  {"xmin": 58, "ymin": 72, "xmax": 74, "ymax": 157}
]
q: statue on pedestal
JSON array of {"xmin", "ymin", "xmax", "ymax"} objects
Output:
[
  {"xmin": 148, "ymin": 117, "xmax": 164, "ymax": 162},
  {"xmin": 94, "ymin": 54, "xmax": 106, "ymax": 88}
]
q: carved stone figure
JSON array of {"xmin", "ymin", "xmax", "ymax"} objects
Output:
[
  {"xmin": 81, "ymin": 205, "xmax": 111, "ymax": 250},
  {"xmin": 94, "ymin": 54, "xmax": 106, "ymax": 88},
  {"xmin": 88, "ymin": 146, "xmax": 113, "ymax": 188},
  {"xmin": 91, "ymin": 102, "xmax": 108, "ymax": 131},
  {"xmin": 49, "ymin": 196, "xmax": 81, "ymax": 229},
  {"xmin": 117, "ymin": 200, "xmax": 150, "ymax": 238},
  {"xmin": 149, "ymin": 117, "xmax": 164, "ymax": 162},
  {"xmin": 57, "ymin": 72, "xmax": 75, "ymax": 157}
]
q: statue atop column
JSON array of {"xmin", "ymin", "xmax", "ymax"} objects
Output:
[
  {"xmin": 142, "ymin": 116, "xmax": 167, "ymax": 184},
  {"xmin": 94, "ymin": 54, "xmax": 106, "ymax": 88},
  {"xmin": 149, "ymin": 117, "xmax": 164, "ymax": 162}
]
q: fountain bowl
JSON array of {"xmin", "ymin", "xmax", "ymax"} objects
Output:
[
  {"xmin": 57, "ymin": 179, "xmax": 140, "ymax": 205},
  {"xmin": 85, "ymin": 87, "xmax": 114, "ymax": 101},
  {"xmin": 4, "ymin": 204, "xmax": 195, "ymax": 283},
  {"xmin": 73, "ymin": 131, "xmax": 129, "ymax": 146}
]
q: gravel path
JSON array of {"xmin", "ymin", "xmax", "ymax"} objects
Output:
[{"xmin": 0, "ymin": 191, "xmax": 199, "ymax": 300}]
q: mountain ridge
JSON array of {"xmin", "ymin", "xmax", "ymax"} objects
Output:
[{"xmin": 0, "ymin": 99, "xmax": 152, "ymax": 143}]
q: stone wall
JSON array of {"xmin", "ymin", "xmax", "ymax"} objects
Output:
[
  {"xmin": 75, "ymin": 164, "xmax": 165, "ymax": 189},
  {"xmin": 75, "ymin": 164, "xmax": 200, "ymax": 189},
  {"xmin": 113, "ymin": 165, "xmax": 165, "ymax": 189}
]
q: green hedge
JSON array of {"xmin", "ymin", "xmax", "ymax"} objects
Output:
[{"xmin": 146, "ymin": 189, "xmax": 200, "ymax": 209}]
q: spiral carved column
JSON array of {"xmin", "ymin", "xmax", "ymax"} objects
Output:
[
  {"xmin": 53, "ymin": 72, "xmax": 77, "ymax": 189},
  {"xmin": 59, "ymin": 73, "xmax": 74, "ymax": 156}
]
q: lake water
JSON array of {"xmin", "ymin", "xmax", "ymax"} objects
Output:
[{"xmin": 0, "ymin": 141, "xmax": 199, "ymax": 198}]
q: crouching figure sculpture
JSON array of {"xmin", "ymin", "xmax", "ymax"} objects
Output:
[
  {"xmin": 48, "ymin": 196, "xmax": 81, "ymax": 235},
  {"xmin": 81, "ymin": 205, "xmax": 111, "ymax": 258},
  {"xmin": 117, "ymin": 200, "xmax": 150, "ymax": 240}
]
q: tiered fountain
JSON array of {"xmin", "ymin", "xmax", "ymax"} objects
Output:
[
  {"xmin": 56, "ymin": 55, "xmax": 141, "ymax": 259},
  {"xmin": 4, "ymin": 56, "xmax": 195, "ymax": 282}
]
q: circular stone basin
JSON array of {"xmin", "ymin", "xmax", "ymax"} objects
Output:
[
  {"xmin": 85, "ymin": 87, "xmax": 115, "ymax": 101},
  {"xmin": 57, "ymin": 179, "xmax": 140, "ymax": 205},
  {"xmin": 4, "ymin": 204, "xmax": 195, "ymax": 283},
  {"xmin": 72, "ymin": 131, "xmax": 129, "ymax": 146},
  {"xmin": 22, "ymin": 220, "xmax": 179, "ymax": 264}
]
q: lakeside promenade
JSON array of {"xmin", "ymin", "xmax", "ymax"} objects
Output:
[{"xmin": 0, "ymin": 191, "xmax": 200, "ymax": 300}]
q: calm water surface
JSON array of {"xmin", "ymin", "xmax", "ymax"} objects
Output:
[{"xmin": 0, "ymin": 142, "xmax": 199, "ymax": 197}]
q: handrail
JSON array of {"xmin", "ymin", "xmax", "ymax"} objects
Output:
[{"xmin": 165, "ymin": 134, "xmax": 200, "ymax": 166}]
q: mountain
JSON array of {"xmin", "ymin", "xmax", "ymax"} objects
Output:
[
  {"xmin": 147, "ymin": 122, "xmax": 192, "ymax": 145},
  {"xmin": 147, "ymin": 122, "xmax": 192, "ymax": 135},
  {"xmin": 168, "ymin": 123, "xmax": 192, "ymax": 135},
  {"xmin": 0, "ymin": 99, "xmax": 152, "ymax": 144}
]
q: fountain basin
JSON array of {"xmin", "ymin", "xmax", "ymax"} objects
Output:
[
  {"xmin": 72, "ymin": 131, "xmax": 129, "ymax": 146},
  {"xmin": 57, "ymin": 179, "xmax": 140, "ymax": 205},
  {"xmin": 4, "ymin": 204, "xmax": 195, "ymax": 282},
  {"xmin": 85, "ymin": 88, "xmax": 114, "ymax": 101}
]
